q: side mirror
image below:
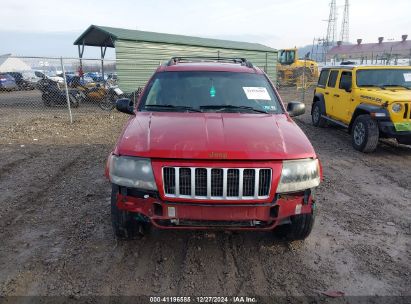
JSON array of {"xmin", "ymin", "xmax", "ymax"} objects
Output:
[
  {"xmin": 116, "ymin": 98, "xmax": 135, "ymax": 115},
  {"xmin": 287, "ymin": 101, "xmax": 305, "ymax": 117},
  {"xmin": 341, "ymin": 81, "xmax": 352, "ymax": 92}
]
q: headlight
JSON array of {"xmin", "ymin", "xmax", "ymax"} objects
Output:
[
  {"xmin": 392, "ymin": 103, "xmax": 402, "ymax": 113},
  {"xmin": 109, "ymin": 155, "xmax": 157, "ymax": 190},
  {"xmin": 276, "ymin": 159, "xmax": 320, "ymax": 193}
]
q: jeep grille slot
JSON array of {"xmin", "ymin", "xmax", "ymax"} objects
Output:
[
  {"xmin": 195, "ymin": 168, "xmax": 208, "ymax": 196},
  {"xmin": 227, "ymin": 169, "xmax": 240, "ymax": 196},
  {"xmin": 179, "ymin": 168, "xmax": 191, "ymax": 195},
  {"xmin": 163, "ymin": 167, "xmax": 176, "ymax": 194},
  {"xmin": 243, "ymin": 169, "xmax": 255, "ymax": 196},
  {"xmin": 259, "ymin": 169, "xmax": 271, "ymax": 196},
  {"xmin": 162, "ymin": 167, "xmax": 272, "ymax": 200},
  {"xmin": 404, "ymin": 103, "xmax": 411, "ymax": 120},
  {"xmin": 211, "ymin": 169, "xmax": 224, "ymax": 196}
]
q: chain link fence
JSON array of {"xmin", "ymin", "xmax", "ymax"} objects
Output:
[
  {"xmin": 276, "ymin": 57, "xmax": 316, "ymax": 105},
  {"xmin": 0, "ymin": 56, "xmax": 119, "ymax": 126},
  {"xmin": 0, "ymin": 55, "xmax": 313, "ymax": 130}
]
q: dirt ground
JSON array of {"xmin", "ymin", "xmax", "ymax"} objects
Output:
[{"xmin": 0, "ymin": 88, "xmax": 410, "ymax": 302}]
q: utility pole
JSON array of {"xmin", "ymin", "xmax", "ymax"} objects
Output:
[{"xmin": 340, "ymin": 0, "xmax": 350, "ymax": 44}]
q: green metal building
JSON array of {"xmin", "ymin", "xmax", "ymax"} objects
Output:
[{"xmin": 74, "ymin": 25, "xmax": 277, "ymax": 92}]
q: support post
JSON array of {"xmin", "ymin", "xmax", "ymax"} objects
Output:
[
  {"xmin": 301, "ymin": 56, "xmax": 306, "ymax": 102},
  {"xmin": 78, "ymin": 41, "xmax": 85, "ymax": 80},
  {"xmin": 60, "ymin": 57, "xmax": 73, "ymax": 124},
  {"xmin": 101, "ymin": 45, "xmax": 107, "ymax": 80}
]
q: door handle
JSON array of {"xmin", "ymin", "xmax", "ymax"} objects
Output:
[
  {"xmin": 334, "ymin": 94, "xmax": 340, "ymax": 97},
  {"xmin": 325, "ymin": 92, "xmax": 329, "ymax": 95}
]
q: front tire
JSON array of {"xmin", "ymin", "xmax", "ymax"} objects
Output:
[
  {"xmin": 351, "ymin": 115, "xmax": 379, "ymax": 153},
  {"xmin": 275, "ymin": 212, "xmax": 315, "ymax": 241},
  {"xmin": 111, "ymin": 185, "xmax": 148, "ymax": 240},
  {"xmin": 99, "ymin": 92, "xmax": 118, "ymax": 111},
  {"xmin": 311, "ymin": 102, "xmax": 327, "ymax": 127}
]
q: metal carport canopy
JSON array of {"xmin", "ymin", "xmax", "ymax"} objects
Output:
[
  {"xmin": 73, "ymin": 25, "xmax": 278, "ymax": 91},
  {"xmin": 73, "ymin": 25, "xmax": 276, "ymax": 52}
]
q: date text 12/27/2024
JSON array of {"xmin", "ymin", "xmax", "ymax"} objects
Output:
[{"xmin": 149, "ymin": 296, "xmax": 258, "ymax": 303}]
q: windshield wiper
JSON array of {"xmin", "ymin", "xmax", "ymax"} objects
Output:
[
  {"xmin": 380, "ymin": 84, "xmax": 411, "ymax": 90},
  {"xmin": 200, "ymin": 105, "xmax": 269, "ymax": 114},
  {"xmin": 143, "ymin": 104, "xmax": 202, "ymax": 112}
]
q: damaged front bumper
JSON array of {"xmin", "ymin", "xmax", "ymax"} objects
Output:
[{"xmin": 115, "ymin": 185, "xmax": 315, "ymax": 231}]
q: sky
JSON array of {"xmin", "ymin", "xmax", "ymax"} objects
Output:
[{"xmin": 0, "ymin": 0, "xmax": 410, "ymax": 58}]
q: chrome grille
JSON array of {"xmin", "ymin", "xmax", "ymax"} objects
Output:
[{"xmin": 163, "ymin": 167, "xmax": 272, "ymax": 200}]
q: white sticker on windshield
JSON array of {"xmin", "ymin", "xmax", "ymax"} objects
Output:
[
  {"xmin": 243, "ymin": 87, "xmax": 271, "ymax": 100},
  {"xmin": 403, "ymin": 73, "xmax": 411, "ymax": 82}
]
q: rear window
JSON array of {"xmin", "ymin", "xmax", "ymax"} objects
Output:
[
  {"xmin": 318, "ymin": 70, "xmax": 330, "ymax": 87},
  {"xmin": 327, "ymin": 70, "xmax": 339, "ymax": 88},
  {"xmin": 139, "ymin": 71, "xmax": 282, "ymax": 114}
]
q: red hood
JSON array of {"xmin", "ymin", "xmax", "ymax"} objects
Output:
[{"xmin": 115, "ymin": 112, "xmax": 316, "ymax": 160}]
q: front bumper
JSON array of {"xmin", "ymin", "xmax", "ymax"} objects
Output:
[
  {"xmin": 115, "ymin": 186, "xmax": 314, "ymax": 231},
  {"xmin": 378, "ymin": 121, "xmax": 411, "ymax": 139}
]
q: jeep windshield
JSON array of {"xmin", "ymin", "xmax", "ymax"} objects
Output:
[
  {"xmin": 356, "ymin": 69, "xmax": 411, "ymax": 89},
  {"xmin": 139, "ymin": 71, "xmax": 282, "ymax": 114}
]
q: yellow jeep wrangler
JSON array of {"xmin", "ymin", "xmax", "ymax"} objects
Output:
[{"xmin": 312, "ymin": 65, "xmax": 411, "ymax": 152}]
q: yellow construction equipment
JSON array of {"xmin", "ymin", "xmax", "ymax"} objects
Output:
[{"xmin": 277, "ymin": 48, "xmax": 319, "ymax": 88}]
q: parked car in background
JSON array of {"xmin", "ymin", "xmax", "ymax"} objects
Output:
[
  {"xmin": 0, "ymin": 73, "xmax": 18, "ymax": 91},
  {"xmin": 85, "ymin": 72, "xmax": 105, "ymax": 83},
  {"xmin": 34, "ymin": 71, "xmax": 64, "ymax": 84},
  {"xmin": 106, "ymin": 57, "xmax": 322, "ymax": 241},
  {"xmin": 7, "ymin": 72, "xmax": 35, "ymax": 90},
  {"xmin": 21, "ymin": 71, "xmax": 43, "ymax": 86},
  {"xmin": 312, "ymin": 65, "xmax": 411, "ymax": 152}
]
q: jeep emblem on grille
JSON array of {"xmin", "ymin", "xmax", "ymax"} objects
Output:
[{"xmin": 209, "ymin": 152, "xmax": 228, "ymax": 159}]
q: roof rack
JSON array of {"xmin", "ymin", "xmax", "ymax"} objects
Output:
[{"xmin": 167, "ymin": 56, "xmax": 254, "ymax": 68}]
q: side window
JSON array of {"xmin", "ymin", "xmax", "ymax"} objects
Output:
[
  {"xmin": 339, "ymin": 71, "xmax": 352, "ymax": 90},
  {"xmin": 318, "ymin": 70, "xmax": 330, "ymax": 87},
  {"xmin": 327, "ymin": 70, "xmax": 339, "ymax": 88}
]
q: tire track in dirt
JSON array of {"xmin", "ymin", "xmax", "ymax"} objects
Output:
[
  {"xmin": 0, "ymin": 144, "xmax": 110, "ymax": 295},
  {"xmin": 228, "ymin": 233, "xmax": 271, "ymax": 296},
  {"xmin": 0, "ymin": 152, "xmax": 39, "ymax": 181},
  {"xmin": 0, "ymin": 147, "xmax": 88, "ymax": 229},
  {"xmin": 294, "ymin": 113, "xmax": 411, "ymax": 295},
  {"xmin": 174, "ymin": 232, "xmax": 227, "ymax": 295}
]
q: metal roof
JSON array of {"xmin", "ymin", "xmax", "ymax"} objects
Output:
[
  {"xmin": 74, "ymin": 25, "xmax": 276, "ymax": 52},
  {"xmin": 322, "ymin": 65, "xmax": 411, "ymax": 70},
  {"xmin": 328, "ymin": 40, "xmax": 411, "ymax": 56}
]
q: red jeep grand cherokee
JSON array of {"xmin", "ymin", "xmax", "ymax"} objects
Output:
[{"xmin": 106, "ymin": 57, "xmax": 322, "ymax": 241}]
